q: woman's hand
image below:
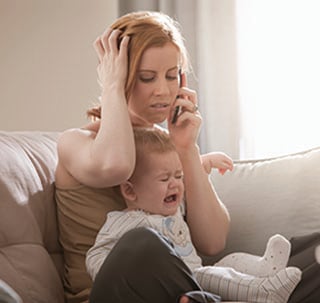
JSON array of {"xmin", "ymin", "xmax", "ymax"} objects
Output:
[
  {"xmin": 168, "ymin": 73, "xmax": 202, "ymax": 151},
  {"xmin": 94, "ymin": 29, "xmax": 130, "ymax": 94},
  {"xmin": 167, "ymin": 74, "xmax": 230, "ymax": 255}
]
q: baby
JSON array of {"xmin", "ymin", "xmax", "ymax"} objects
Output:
[{"xmin": 86, "ymin": 127, "xmax": 301, "ymax": 303}]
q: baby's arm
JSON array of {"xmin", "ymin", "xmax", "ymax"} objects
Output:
[{"xmin": 201, "ymin": 152, "xmax": 234, "ymax": 175}]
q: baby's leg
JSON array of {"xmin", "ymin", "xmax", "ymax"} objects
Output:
[
  {"xmin": 194, "ymin": 265, "xmax": 301, "ymax": 303},
  {"xmin": 215, "ymin": 234, "xmax": 291, "ymax": 276}
]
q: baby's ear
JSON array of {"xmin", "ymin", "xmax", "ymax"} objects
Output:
[{"xmin": 120, "ymin": 181, "xmax": 136, "ymax": 201}]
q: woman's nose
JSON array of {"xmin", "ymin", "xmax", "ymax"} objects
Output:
[{"xmin": 154, "ymin": 78, "xmax": 170, "ymax": 95}]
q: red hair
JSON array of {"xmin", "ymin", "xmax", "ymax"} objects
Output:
[{"xmin": 87, "ymin": 11, "xmax": 190, "ymax": 120}]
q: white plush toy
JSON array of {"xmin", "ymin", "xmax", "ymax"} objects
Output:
[{"xmin": 215, "ymin": 234, "xmax": 291, "ymax": 277}]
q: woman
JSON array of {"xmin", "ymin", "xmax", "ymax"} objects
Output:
[{"xmin": 55, "ymin": 11, "xmax": 230, "ymax": 303}]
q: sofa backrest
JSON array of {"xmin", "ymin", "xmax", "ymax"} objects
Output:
[
  {"xmin": 0, "ymin": 131, "xmax": 65, "ymax": 303},
  {"xmin": 207, "ymin": 146, "xmax": 320, "ymax": 264}
]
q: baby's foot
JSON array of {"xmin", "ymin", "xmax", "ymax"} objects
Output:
[
  {"xmin": 215, "ymin": 234, "xmax": 290, "ymax": 276},
  {"xmin": 194, "ymin": 265, "xmax": 301, "ymax": 303}
]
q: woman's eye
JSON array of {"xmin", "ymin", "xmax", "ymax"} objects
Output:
[
  {"xmin": 140, "ymin": 77, "xmax": 154, "ymax": 83},
  {"xmin": 166, "ymin": 75, "xmax": 178, "ymax": 81}
]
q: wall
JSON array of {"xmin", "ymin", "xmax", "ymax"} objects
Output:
[{"xmin": 0, "ymin": 0, "xmax": 117, "ymax": 131}]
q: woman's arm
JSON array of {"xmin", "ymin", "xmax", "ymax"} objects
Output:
[
  {"xmin": 56, "ymin": 30, "xmax": 135, "ymax": 188},
  {"xmin": 179, "ymin": 146, "xmax": 230, "ymax": 255},
  {"xmin": 168, "ymin": 75, "xmax": 230, "ymax": 256}
]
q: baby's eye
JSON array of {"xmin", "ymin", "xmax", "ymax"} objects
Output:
[
  {"xmin": 160, "ymin": 177, "xmax": 169, "ymax": 182},
  {"xmin": 175, "ymin": 174, "xmax": 183, "ymax": 179}
]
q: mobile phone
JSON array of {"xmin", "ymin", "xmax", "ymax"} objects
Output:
[
  {"xmin": 171, "ymin": 105, "xmax": 180, "ymax": 124},
  {"xmin": 171, "ymin": 71, "xmax": 182, "ymax": 124}
]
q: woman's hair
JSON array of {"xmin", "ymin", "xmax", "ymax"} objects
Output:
[{"xmin": 87, "ymin": 11, "xmax": 190, "ymax": 119}]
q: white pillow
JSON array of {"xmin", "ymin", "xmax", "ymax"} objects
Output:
[{"xmin": 207, "ymin": 146, "xmax": 320, "ymax": 262}]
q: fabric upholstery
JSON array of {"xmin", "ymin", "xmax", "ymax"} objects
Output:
[
  {"xmin": 207, "ymin": 146, "xmax": 320, "ymax": 263},
  {"xmin": 0, "ymin": 131, "xmax": 319, "ymax": 303},
  {"xmin": 0, "ymin": 131, "xmax": 64, "ymax": 303}
]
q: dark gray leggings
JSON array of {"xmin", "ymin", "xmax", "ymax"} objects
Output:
[
  {"xmin": 90, "ymin": 228, "xmax": 320, "ymax": 303},
  {"xmin": 288, "ymin": 232, "xmax": 320, "ymax": 303},
  {"xmin": 89, "ymin": 227, "xmax": 220, "ymax": 303}
]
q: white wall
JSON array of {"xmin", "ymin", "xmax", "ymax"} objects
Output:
[{"xmin": 0, "ymin": 0, "xmax": 117, "ymax": 131}]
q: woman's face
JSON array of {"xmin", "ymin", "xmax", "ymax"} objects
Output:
[{"xmin": 128, "ymin": 43, "xmax": 181, "ymax": 126}]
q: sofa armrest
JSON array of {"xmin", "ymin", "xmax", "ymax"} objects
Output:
[{"xmin": 0, "ymin": 131, "xmax": 64, "ymax": 303}]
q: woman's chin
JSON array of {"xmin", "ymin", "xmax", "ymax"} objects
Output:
[
  {"xmin": 152, "ymin": 116, "xmax": 168, "ymax": 125},
  {"xmin": 131, "ymin": 114, "xmax": 167, "ymax": 127}
]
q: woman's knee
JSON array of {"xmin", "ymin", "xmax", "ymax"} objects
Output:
[
  {"xmin": 91, "ymin": 227, "xmax": 201, "ymax": 303},
  {"xmin": 116, "ymin": 227, "xmax": 174, "ymax": 257}
]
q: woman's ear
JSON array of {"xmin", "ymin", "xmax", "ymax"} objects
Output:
[{"xmin": 120, "ymin": 181, "xmax": 136, "ymax": 201}]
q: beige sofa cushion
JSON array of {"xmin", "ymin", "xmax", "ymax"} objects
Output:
[
  {"xmin": 0, "ymin": 131, "xmax": 64, "ymax": 303},
  {"xmin": 208, "ymin": 146, "xmax": 320, "ymax": 263}
]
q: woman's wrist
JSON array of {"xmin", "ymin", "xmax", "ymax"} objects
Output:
[
  {"xmin": 101, "ymin": 83, "xmax": 126, "ymax": 98},
  {"xmin": 176, "ymin": 144, "xmax": 200, "ymax": 162}
]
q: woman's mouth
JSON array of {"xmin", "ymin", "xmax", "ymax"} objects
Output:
[{"xmin": 151, "ymin": 103, "xmax": 169, "ymax": 110}]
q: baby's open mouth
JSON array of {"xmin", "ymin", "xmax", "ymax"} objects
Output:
[{"xmin": 164, "ymin": 194, "xmax": 177, "ymax": 203}]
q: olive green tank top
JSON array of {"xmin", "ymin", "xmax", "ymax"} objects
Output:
[{"xmin": 55, "ymin": 184, "xmax": 126, "ymax": 303}]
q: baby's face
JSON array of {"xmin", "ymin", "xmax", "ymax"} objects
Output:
[{"xmin": 131, "ymin": 150, "xmax": 184, "ymax": 216}]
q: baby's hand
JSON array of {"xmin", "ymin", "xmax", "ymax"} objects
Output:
[{"xmin": 201, "ymin": 152, "xmax": 234, "ymax": 175}]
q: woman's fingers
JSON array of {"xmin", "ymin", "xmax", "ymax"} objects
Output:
[
  {"xmin": 100, "ymin": 28, "xmax": 113, "ymax": 53},
  {"xmin": 94, "ymin": 28, "xmax": 124, "ymax": 60},
  {"xmin": 172, "ymin": 109, "xmax": 202, "ymax": 128},
  {"xmin": 180, "ymin": 72, "xmax": 187, "ymax": 88},
  {"xmin": 93, "ymin": 37, "xmax": 104, "ymax": 63},
  {"xmin": 118, "ymin": 35, "xmax": 130, "ymax": 58},
  {"xmin": 93, "ymin": 28, "xmax": 129, "ymax": 90},
  {"xmin": 108, "ymin": 29, "xmax": 122, "ymax": 54},
  {"xmin": 175, "ymin": 96, "xmax": 199, "ymax": 115}
]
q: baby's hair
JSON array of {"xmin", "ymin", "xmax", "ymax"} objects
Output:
[
  {"xmin": 128, "ymin": 127, "xmax": 177, "ymax": 181},
  {"xmin": 133, "ymin": 127, "xmax": 176, "ymax": 157}
]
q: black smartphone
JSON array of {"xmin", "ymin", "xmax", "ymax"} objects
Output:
[
  {"xmin": 171, "ymin": 71, "xmax": 182, "ymax": 124},
  {"xmin": 171, "ymin": 105, "xmax": 180, "ymax": 124}
]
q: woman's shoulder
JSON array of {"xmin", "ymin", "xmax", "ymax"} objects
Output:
[
  {"xmin": 55, "ymin": 122, "xmax": 100, "ymax": 187},
  {"xmin": 58, "ymin": 121, "xmax": 100, "ymax": 142}
]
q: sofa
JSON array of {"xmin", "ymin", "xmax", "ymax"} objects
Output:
[
  {"xmin": 0, "ymin": 131, "xmax": 64, "ymax": 303},
  {"xmin": 0, "ymin": 131, "xmax": 319, "ymax": 303}
]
